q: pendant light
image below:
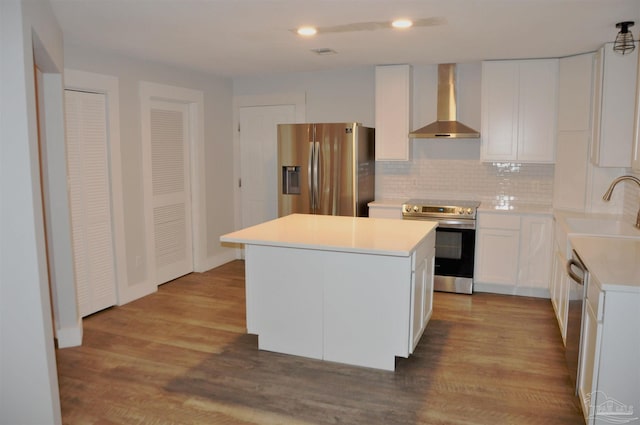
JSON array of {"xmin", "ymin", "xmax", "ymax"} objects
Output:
[{"xmin": 613, "ymin": 21, "xmax": 635, "ymax": 55}]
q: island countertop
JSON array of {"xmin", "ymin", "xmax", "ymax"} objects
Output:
[{"xmin": 220, "ymin": 213, "xmax": 437, "ymax": 257}]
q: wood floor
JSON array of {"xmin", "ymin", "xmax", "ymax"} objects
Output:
[{"xmin": 56, "ymin": 260, "xmax": 584, "ymax": 425}]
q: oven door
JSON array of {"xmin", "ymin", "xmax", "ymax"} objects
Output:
[
  {"xmin": 403, "ymin": 216, "xmax": 476, "ymax": 294},
  {"xmin": 435, "ymin": 226, "xmax": 476, "ymax": 279}
]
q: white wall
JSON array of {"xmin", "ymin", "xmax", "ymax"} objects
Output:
[
  {"xmin": 63, "ymin": 46, "xmax": 236, "ymax": 285},
  {"xmin": 1, "ymin": 0, "xmax": 64, "ymax": 423},
  {"xmin": 234, "ymin": 66, "xmax": 376, "ymax": 126}
]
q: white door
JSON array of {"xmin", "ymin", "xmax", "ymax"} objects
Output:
[
  {"xmin": 239, "ymin": 105, "xmax": 296, "ymax": 228},
  {"xmin": 149, "ymin": 100, "xmax": 193, "ymax": 284},
  {"xmin": 64, "ymin": 89, "xmax": 117, "ymax": 317}
]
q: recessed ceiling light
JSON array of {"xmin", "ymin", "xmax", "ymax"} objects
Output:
[
  {"xmin": 391, "ymin": 19, "xmax": 413, "ymax": 29},
  {"xmin": 297, "ymin": 26, "xmax": 318, "ymax": 36}
]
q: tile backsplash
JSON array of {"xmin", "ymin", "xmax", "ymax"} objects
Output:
[
  {"xmin": 622, "ymin": 170, "xmax": 640, "ymax": 223},
  {"xmin": 375, "ymin": 141, "xmax": 554, "ymax": 206}
]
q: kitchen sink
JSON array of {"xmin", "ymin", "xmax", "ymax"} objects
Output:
[
  {"xmin": 564, "ymin": 217, "xmax": 640, "ymax": 238},
  {"xmin": 554, "ymin": 212, "xmax": 640, "ymax": 259}
]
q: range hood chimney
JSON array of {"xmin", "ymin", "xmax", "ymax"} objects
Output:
[{"xmin": 409, "ymin": 63, "xmax": 480, "ymax": 139}]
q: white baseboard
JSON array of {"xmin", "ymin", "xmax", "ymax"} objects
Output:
[
  {"xmin": 56, "ymin": 318, "xmax": 83, "ymax": 348},
  {"xmin": 474, "ymin": 283, "xmax": 551, "ymax": 299},
  {"xmin": 198, "ymin": 249, "xmax": 240, "ymax": 273},
  {"xmin": 117, "ymin": 279, "xmax": 157, "ymax": 306}
]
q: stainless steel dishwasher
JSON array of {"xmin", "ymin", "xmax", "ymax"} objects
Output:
[{"xmin": 565, "ymin": 249, "xmax": 588, "ymax": 395}]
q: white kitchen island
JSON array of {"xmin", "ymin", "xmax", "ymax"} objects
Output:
[{"xmin": 220, "ymin": 214, "xmax": 437, "ymax": 371}]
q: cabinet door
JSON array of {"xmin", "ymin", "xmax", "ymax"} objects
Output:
[
  {"xmin": 550, "ymin": 250, "xmax": 562, "ymax": 333},
  {"xmin": 518, "ymin": 59, "xmax": 558, "ymax": 163},
  {"xmin": 518, "ymin": 215, "xmax": 553, "ymax": 289},
  {"xmin": 550, "ymin": 248, "xmax": 569, "ymax": 343},
  {"xmin": 591, "ymin": 43, "xmax": 639, "ymax": 167},
  {"xmin": 578, "ymin": 299, "xmax": 602, "ymax": 424},
  {"xmin": 375, "ymin": 65, "xmax": 412, "ymax": 161},
  {"xmin": 411, "ymin": 255, "xmax": 427, "ymax": 352},
  {"xmin": 481, "ymin": 61, "xmax": 519, "ymax": 161},
  {"xmin": 633, "ymin": 45, "xmax": 640, "ymax": 172},
  {"xmin": 409, "ymin": 234, "xmax": 435, "ymax": 353},
  {"xmin": 474, "ymin": 228, "xmax": 520, "ymax": 285},
  {"xmin": 558, "ymin": 53, "xmax": 594, "ymax": 132}
]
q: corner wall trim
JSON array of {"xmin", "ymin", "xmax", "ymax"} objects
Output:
[{"xmin": 55, "ymin": 319, "xmax": 83, "ymax": 348}]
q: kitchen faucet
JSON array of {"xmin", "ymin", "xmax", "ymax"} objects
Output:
[{"xmin": 602, "ymin": 175, "xmax": 640, "ymax": 229}]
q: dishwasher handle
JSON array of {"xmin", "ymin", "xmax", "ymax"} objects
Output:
[{"xmin": 566, "ymin": 258, "xmax": 585, "ymax": 285}]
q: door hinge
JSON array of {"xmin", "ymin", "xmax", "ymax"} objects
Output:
[
  {"xmin": 237, "ymin": 123, "xmax": 240, "ymax": 132},
  {"xmin": 238, "ymin": 178, "xmax": 242, "ymax": 188}
]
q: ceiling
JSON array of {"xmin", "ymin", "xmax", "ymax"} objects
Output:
[{"xmin": 50, "ymin": 0, "xmax": 640, "ymax": 78}]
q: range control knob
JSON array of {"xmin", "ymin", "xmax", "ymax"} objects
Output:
[
  {"xmin": 412, "ymin": 205, "xmax": 420, "ymax": 212},
  {"xmin": 457, "ymin": 209, "xmax": 464, "ymax": 214},
  {"xmin": 466, "ymin": 208, "xmax": 473, "ymax": 215}
]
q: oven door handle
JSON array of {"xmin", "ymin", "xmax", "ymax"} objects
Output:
[
  {"xmin": 435, "ymin": 220, "xmax": 476, "ymax": 230},
  {"xmin": 566, "ymin": 259, "xmax": 585, "ymax": 285}
]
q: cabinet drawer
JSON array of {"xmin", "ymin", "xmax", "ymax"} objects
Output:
[
  {"xmin": 478, "ymin": 213, "xmax": 521, "ymax": 230},
  {"xmin": 586, "ymin": 278, "xmax": 604, "ymax": 321}
]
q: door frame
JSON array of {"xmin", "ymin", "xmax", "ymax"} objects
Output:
[
  {"xmin": 232, "ymin": 93, "xmax": 306, "ymax": 232},
  {"xmin": 140, "ymin": 82, "xmax": 206, "ymax": 288}
]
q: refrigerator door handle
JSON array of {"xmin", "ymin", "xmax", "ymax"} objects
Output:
[
  {"xmin": 308, "ymin": 141, "xmax": 314, "ymax": 212},
  {"xmin": 313, "ymin": 141, "xmax": 320, "ymax": 213}
]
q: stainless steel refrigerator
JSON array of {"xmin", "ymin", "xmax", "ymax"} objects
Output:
[{"xmin": 277, "ymin": 123, "xmax": 375, "ymax": 217}]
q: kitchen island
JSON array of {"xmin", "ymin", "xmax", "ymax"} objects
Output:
[{"xmin": 220, "ymin": 214, "xmax": 437, "ymax": 370}]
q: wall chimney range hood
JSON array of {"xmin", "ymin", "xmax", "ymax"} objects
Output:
[{"xmin": 409, "ymin": 63, "xmax": 480, "ymax": 139}]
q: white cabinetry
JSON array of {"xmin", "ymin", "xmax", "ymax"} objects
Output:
[
  {"xmin": 238, "ymin": 229, "xmax": 436, "ymax": 371},
  {"xmin": 475, "ymin": 213, "xmax": 520, "ymax": 285},
  {"xmin": 410, "ymin": 238, "xmax": 434, "ymax": 352},
  {"xmin": 481, "ymin": 59, "xmax": 558, "ymax": 163},
  {"xmin": 475, "ymin": 211, "xmax": 553, "ymax": 297},
  {"xmin": 633, "ymin": 44, "xmax": 640, "ymax": 173},
  {"xmin": 375, "ymin": 64, "xmax": 412, "ymax": 161},
  {"xmin": 591, "ymin": 42, "xmax": 639, "ymax": 168},
  {"xmin": 578, "ymin": 274, "xmax": 640, "ymax": 425},
  {"xmin": 550, "ymin": 246, "xmax": 569, "ymax": 343},
  {"xmin": 518, "ymin": 215, "xmax": 554, "ymax": 289},
  {"xmin": 554, "ymin": 53, "xmax": 594, "ymax": 211}
]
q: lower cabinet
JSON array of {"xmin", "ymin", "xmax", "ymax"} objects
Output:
[
  {"xmin": 578, "ymin": 275, "xmax": 640, "ymax": 425},
  {"xmin": 243, "ymin": 231, "xmax": 435, "ymax": 371},
  {"xmin": 475, "ymin": 212, "xmax": 521, "ymax": 285},
  {"xmin": 550, "ymin": 248, "xmax": 569, "ymax": 344},
  {"xmin": 475, "ymin": 211, "xmax": 553, "ymax": 297},
  {"xmin": 410, "ymin": 239, "xmax": 434, "ymax": 352}
]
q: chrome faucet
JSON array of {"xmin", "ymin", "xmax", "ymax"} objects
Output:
[{"xmin": 602, "ymin": 175, "xmax": 640, "ymax": 229}]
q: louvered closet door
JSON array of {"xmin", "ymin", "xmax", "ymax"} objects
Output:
[
  {"xmin": 150, "ymin": 100, "xmax": 193, "ymax": 284},
  {"xmin": 65, "ymin": 90, "xmax": 117, "ymax": 317}
]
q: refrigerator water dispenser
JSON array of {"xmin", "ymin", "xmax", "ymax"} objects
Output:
[{"xmin": 282, "ymin": 166, "xmax": 301, "ymax": 194}]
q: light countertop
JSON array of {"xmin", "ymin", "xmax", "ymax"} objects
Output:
[
  {"xmin": 571, "ymin": 236, "xmax": 640, "ymax": 293},
  {"xmin": 367, "ymin": 199, "xmax": 406, "ymax": 209},
  {"xmin": 220, "ymin": 213, "xmax": 437, "ymax": 257},
  {"xmin": 478, "ymin": 202, "xmax": 552, "ymax": 215}
]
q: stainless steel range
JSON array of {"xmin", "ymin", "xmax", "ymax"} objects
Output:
[{"xmin": 402, "ymin": 199, "xmax": 480, "ymax": 294}]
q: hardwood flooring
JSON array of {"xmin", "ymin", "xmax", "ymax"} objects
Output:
[{"xmin": 56, "ymin": 260, "xmax": 584, "ymax": 425}]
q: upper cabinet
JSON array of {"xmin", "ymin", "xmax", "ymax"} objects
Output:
[
  {"xmin": 591, "ymin": 42, "xmax": 639, "ymax": 168},
  {"xmin": 481, "ymin": 59, "xmax": 559, "ymax": 163},
  {"xmin": 375, "ymin": 64, "xmax": 412, "ymax": 161},
  {"xmin": 553, "ymin": 53, "xmax": 594, "ymax": 211},
  {"xmin": 633, "ymin": 45, "xmax": 640, "ymax": 173}
]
